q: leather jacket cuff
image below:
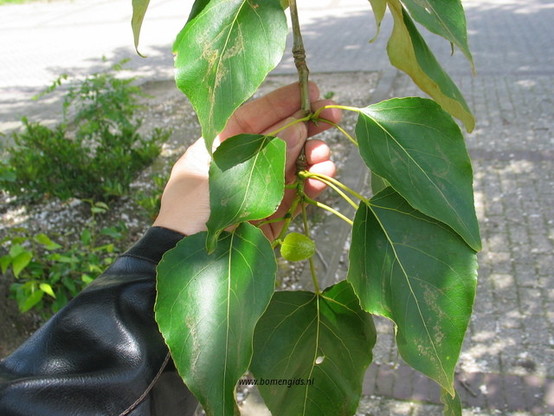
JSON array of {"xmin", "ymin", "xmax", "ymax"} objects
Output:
[{"xmin": 0, "ymin": 227, "xmax": 198, "ymax": 416}]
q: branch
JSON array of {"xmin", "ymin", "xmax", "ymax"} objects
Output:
[{"xmin": 289, "ymin": 0, "xmax": 311, "ymax": 115}]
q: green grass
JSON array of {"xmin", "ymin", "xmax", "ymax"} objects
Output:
[{"xmin": 0, "ymin": 0, "xmax": 40, "ymax": 5}]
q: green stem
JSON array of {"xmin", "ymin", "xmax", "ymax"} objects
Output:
[
  {"xmin": 289, "ymin": 0, "xmax": 311, "ymax": 115},
  {"xmin": 300, "ymin": 171, "xmax": 361, "ymax": 210},
  {"xmin": 304, "ymin": 196, "xmax": 354, "ymax": 225},
  {"xmin": 301, "ymin": 201, "xmax": 321, "ymax": 294},
  {"xmin": 273, "ymin": 189, "xmax": 303, "ymax": 246},
  {"xmin": 267, "ymin": 114, "xmax": 311, "ymax": 137},
  {"xmin": 257, "ymin": 215, "xmax": 290, "ymax": 227},
  {"xmin": 313, "ymin": 104, "xmax": 361, "ymax": 119},
  {"xmin": 315, "ymin": 117, "xmax": 358, "ymax": 146},
  {"xmin": 301, "ymin": 171, "xmax": 368, "ymax": 204}
]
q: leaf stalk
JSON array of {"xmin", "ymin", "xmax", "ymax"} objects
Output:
[
  {"xmin": 299, "ymin": 171, "xmax": 365, "ymax": 208},
  {"xmin": 301, "ymin": 202, "xmax": 321, "ymax": 294},
  {"xmin": 316, "ymin": 117, "xmax": 358, "ymax": 146},
  {"xmin": 303, "ymin": 196, "xmax": 354, "ymax": 225}
]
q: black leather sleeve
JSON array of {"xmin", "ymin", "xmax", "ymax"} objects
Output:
[{"xmin": 0, "ymin": 227, "xmax": 199, "ymax": 416}]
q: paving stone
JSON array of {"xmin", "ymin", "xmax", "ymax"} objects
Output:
[{"xmin": 518, "ymin": 288, "xmax": 545, "ymax": 316}]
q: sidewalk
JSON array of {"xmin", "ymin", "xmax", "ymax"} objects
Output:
[{"xmin": 1, "ymin": 0, "xmax": 553, "ymax": 414}]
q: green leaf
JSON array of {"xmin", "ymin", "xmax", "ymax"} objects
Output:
[
  {"xmin": 188, "ymin": 0, "xmax": 212, "ymax": 21},
  {"xmin": 386, "ymin": 0, "xmax": 474, "ymax": 132},
  {"xmin": 80, "ymin": 228, "xmax": 92, "ymax": 245},
  {"xmin": 81, "ymin": 274, "xmax": 94, "ymax": 285},
  {"xmin": 370, "ymin": 172, "xmax": 389, "ymax": 195},
  {"xmin": 34, "ymin": 233, "xmax": 62, "ymax": 250},
  {"xmin": 400, "ymin": 0, "xmax": 473, "ymax": 67},
  {"xmin": 356, "ymin": 97, "xmax": 481, "ymax": 251},
  {"xmin": 280, "ymin": 232, "xmax": 315, "ymax": 262},
  {"xmin": 20, "ymin": 289, "xmax": 44, "ymax": 313},
  {"xmin": 251, "ymin": 282, "xmax": 376, "ymax": 416},
  {"xmin": 131, "ymin": 0, "xmax": 151, "ymax": 57},
  {"xmin": 8, "ymin": 244, "xmax": 26, "ymax": 258},
  {"xmin": 441, "ymin": 387, "xmax": 463, "ymax": 416},
  {"xmin": 347, "ymin": 189, "xmax": 477, "ymax": 395},
  {"xmin": 39, "ymin": 283, "xmax": 56, "ymax": 299},
  {"xmin": 206, "ymin": 134, "xmax": 286, "ymax": 251},
  {"xmin": 0, "ymin": 255, "xmax": 11, "ymax": 274},
  {"xmin": 12, "ymin": 251, "xmax": 33, "ymax": 278},
  {"xmin": 173, "ymin": 0, "xmax": 288, "ymax": 150},
  {"xmin": 155, "ymin": 222, "xmax": 277, "ymax": 416},
  {"xmin": 367, "ymin": 0, "xmax": 387, "ymax": 41}
]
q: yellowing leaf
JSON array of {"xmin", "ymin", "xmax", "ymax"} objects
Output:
[
  {"xmin": 368, "ymin": 0, "xmax": 387, "ymax": 42},
  {"xmin": 386, "ymin": 0, "xmax": 475, "ymax": 132},
  {"xmin": 400, "ymin": 0, "xmax": 474, "ymax": 68},
  {"xmin": 131, "ymin": 0, "xmax": 151, "ymax": 57}
]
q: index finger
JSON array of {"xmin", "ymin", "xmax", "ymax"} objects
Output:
[{"xmin": 220, "ymin": 82, "xmax": 320, "ymax": 140}]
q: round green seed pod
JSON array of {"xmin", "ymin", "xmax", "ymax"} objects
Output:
[{"xmin": 280, "ymin": 232, "xmax": 315, "ymax": 262}]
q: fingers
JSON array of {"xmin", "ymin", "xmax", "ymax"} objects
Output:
[
  {"xmin": 304, "ymin": 160, "xmax": 336, "ymax": 197},
  {"xmin": 304, "ymin": 139, "xmax": 330, "ymax": 165},
  {"xmin": 303, "ymin": 140, "xmax": 336, "ymax": 198},
  {"xmin": 221, "ymin": 82, "xmax": 320, "ymax": 140}
]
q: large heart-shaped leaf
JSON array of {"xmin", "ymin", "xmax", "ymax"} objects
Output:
[
  {"xmin": 347, "ymin": 189, "xmax": 477, "ymax": 396},
  {"xmin": 386, "ymin": 0, "xmax": 474, "ymax": 131},
  {"xmin": 173, "ymin": 0, "xmax": 287, "ymax": 151},
  {"xmin": 206, "ymin": 134, "xmax": 286, "ymax": 252},
  {"xmin": 356, "ymin": 97, "xmax": 481, "ymax": 251},
  {"xmin": 400, "ymin": 0, "xmax": 473, "ymax": 67},
  {"xmin": 155, "ymin": 222, "xmax": 277, "ymax": 416},
  {"xmin": 250, "ymin": 281, "xmax": 376, "ymax": 416}
]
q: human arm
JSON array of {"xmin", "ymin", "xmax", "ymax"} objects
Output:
[{"xmin": 0, "ymin": 82, "xmax": 340, "ymax": 416}]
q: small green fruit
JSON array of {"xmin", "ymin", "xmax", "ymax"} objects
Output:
[{"xmin": 280, "ymin": 232, "xmax": 315, "ymax": 262}]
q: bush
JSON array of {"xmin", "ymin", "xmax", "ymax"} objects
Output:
[
  {"xmin": 0, "ymin": 202, "xmax": 128, "ymax": 316},
  {"xmin": 0, "ymin": 60, "xmax": 170, "ymax": 203}
]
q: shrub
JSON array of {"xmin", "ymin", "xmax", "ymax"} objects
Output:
[
  {"xmin": 0, "ymin": 60, "xmax": 170, "ymax": 203},
  {"xmin": 0, "ymin": 202, "xmax": 128, "ymax": 316}
]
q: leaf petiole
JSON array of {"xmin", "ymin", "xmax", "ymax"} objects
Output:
[
  {"xmin": 299, "ymin": 171, "xmax": 364, "ymax": 209},
  {"xmin": 303, "ymin": 196, "xmax": 354, "ymax": 226},
  {"xmin": 266, "ymin": 115, "xmax": 312, "ymax": 138},
  {"xmin": 315, "ymin": 117, "xmax": 358, "ymax": 146},
  {"xmin": 257, "ymin": 215, "xmax": 290, "ymax": 227},
  {"xmin": 301, "ymin": 202, "xmax": 321, "ymax": 294},
  {"xmin": 312, "ymin": 104, "xmax": 361, "ymax": 120}
]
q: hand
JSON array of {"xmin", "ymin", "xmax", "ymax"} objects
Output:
[{"xmin": 153, "ymin": 82, "xmax": 342, "ymax": 240}]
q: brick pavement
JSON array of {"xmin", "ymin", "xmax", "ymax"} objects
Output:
[{"xmin": 1, "ymin": 0, "xmax": 553, "ymax": 414}]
